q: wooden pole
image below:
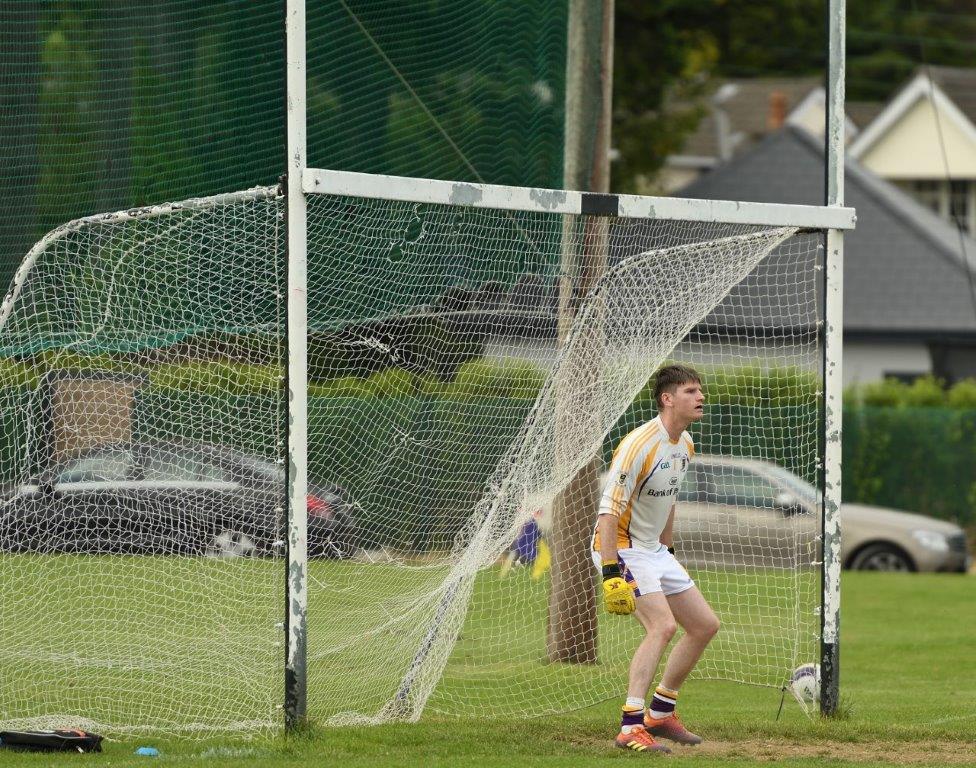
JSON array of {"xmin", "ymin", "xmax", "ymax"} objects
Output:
[{"xmin": 547, "ymin": 0, "xmax": 614, "ymax": 663}]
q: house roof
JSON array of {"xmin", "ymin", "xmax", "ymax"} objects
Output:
[
  {"xmin": 670, "ymin": 78, "xmax": 884, "ymax": 169},
  {"xmin": 677, "ymin": 125, "xmax": 976, "ymax": 337},
  {"xmin": 844, "ymin": 100, "xmax": 885, "ymax": 131},
  {"xmin": 673, "ymin": 77, "xmax": 821, "ymax": 161},
  {"xmin": 849, "ymin": 67, "xmax": 976, "ymax": 161},
  {"xmin": 924, "ymin": 66, "xmax": 976, "ymax": 125}
]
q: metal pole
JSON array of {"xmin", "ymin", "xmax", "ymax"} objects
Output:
[
  {"xmin": 284, "ymin": 0, "xmax": 308, "ymax": 731},
  {"xmin": 821, "ymin": 0, "xmax": 845, "ymax": 717}
]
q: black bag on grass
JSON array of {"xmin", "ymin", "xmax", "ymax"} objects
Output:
[{"xmin": 0, "ymin": 729, "xmax": 103, "ymax": 753}]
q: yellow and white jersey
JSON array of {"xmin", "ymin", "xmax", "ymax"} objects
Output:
[{"xmin": 592, "ymin": 415, "xmax": 694, "ymax": 552}]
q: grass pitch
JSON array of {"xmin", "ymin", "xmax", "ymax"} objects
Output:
[{"xmin": 0, "ymin": 569, "xmax": 974, "ymax": 766}]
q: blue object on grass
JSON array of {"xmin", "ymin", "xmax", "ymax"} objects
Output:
[
  {"xmin": 512, "ymin": 518, "xmax": 540, "ymax": 563},
  {"xmin": 135, "ymin": 746, "xmax": 159, "ymax": 756}
]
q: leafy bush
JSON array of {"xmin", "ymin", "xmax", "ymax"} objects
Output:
[
  {"xmin": 903, "ymin": 375, "xmax": 946, "ymax": 407},
  {"xmin": 308, "ymin": 376, "xmax": 375, "ymax": 399},
  {"xmin": 151, "ymin": 361, "xmax": 280, "ymax": 394},
  {"xmin": 948, "ymin": 379, "xmax": 976, "ymax": 409},
  {"xmin": 846, "ymin": 377, "xmax": 908, "ymax": 407},
  {"xmin": 0, "ymin": 358, "xmax": 39, "ymax": 388},
  {"xmin": 841, "ymin": 406, "xmax": 975, "ymax": 524},
  {"xmin": 704, "ymin": 365, "xmax": 819, "ymax": 408}
]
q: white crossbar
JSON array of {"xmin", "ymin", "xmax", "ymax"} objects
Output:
[{"xmin": 304, "ymin": 168, "xmax": 856, "ymax": 230}]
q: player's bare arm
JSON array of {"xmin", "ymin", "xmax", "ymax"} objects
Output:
[{"xmin": 597, "ymin": 513, "xmax": 619, "ymax": 565}]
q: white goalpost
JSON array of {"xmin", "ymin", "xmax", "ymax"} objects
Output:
[
  {"xmin": 288, "ymin": 0, "xmax": 849, "ymax": 723},
  {"xmin": 291, "ymin": 170, "xmax": 852, "ymax": 725},
  {"xmin": 0, "ymin": 170, "xmax": 849, "ymax": 734},
  {"xmin": 0, "ymin": 0, "xmax": 849, "ymax": 738}
]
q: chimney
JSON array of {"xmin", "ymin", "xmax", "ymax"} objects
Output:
[{"xmin": 767, "ymin": 90, "xmax": 787, "ymax": 130}]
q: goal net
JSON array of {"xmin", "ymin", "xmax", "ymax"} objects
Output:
[
  {"xmin": 0, "ymin": 177, "xmax": 828, "ymax": 734},
  {"xmin": 301, "ymin": 178, "xmax": 825, "ymax": 724},
  {"xmin": 0, "ymin": 189, "xmax": 287, "ymax": 735}
]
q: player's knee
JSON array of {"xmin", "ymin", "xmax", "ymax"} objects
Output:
[
  {"xmin": 653, "ymin": 619, "xmax": 678, "ymax": 641},
  {"xmin": 705, "ymin": 614, "xmax": 720, "ymax": 639},
  {"xmin": 688, "ymin": 613, "xmax": 719, "ymax": 642}
]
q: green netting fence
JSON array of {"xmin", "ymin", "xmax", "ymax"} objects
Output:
[{"xmin": 0, "ymin": 0, "xmax": 566, "ymax": 291}]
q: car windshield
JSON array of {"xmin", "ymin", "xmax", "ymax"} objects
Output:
[
  {"xmin": 762, "ymin": 463, "xmax": 819, "ymax": 506},
  {"xmin": 142, "ymin": 446, "xmax": 226, "ymax": 482},
  {"xmin": 55, "ymin": 447, "xmax": 135, "ymax": 483}
]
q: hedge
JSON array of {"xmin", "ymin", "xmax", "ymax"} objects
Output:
[{"xmin": 843, "ymin": 406, "xmax": 976, "ymax": 525}]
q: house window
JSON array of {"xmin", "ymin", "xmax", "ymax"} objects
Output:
[
  {"xmin": 912, "ymin": 180, "xmax": 943, "ymax": 215},
  {"xmin": 950, "ymin": 181, "xmax": 970, "ymax": 233},
  {"xmin": 901, "ymin": 179, "xmax": 976, "ymax": 234}
]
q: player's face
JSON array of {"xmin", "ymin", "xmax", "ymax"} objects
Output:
[{"xmin": 665, "ymin": 381, "xmax": 705, "ymax": 424}]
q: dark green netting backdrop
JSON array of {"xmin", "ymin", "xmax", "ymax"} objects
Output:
[{"xmin": 0, "ymin": 0, "xmax": 567, "ymax": 287}]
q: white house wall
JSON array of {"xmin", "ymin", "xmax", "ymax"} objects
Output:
[
  {"xmin": 843, "ymin": 341, "xmax": 931, "ymax": 384},
  {"xmin": 859, "ymin": 96, "xmax": 976, "ymax": 179}
]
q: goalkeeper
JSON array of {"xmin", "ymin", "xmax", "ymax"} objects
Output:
[{"xmin": 591, "ymin": 364, "xmax": 718, "ymax": 754}]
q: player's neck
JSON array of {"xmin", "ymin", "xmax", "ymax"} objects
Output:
[{"xmin": 658, "ymin": 411, "xmax": 688, "ymax": 442}]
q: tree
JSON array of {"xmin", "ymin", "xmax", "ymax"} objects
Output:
[{"xmin": 612, "ymin": 1, "xmax": 720, "ymax": 193}]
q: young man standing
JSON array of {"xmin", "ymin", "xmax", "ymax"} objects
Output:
[{"xmin": 591, "ymin": 364, "xmax": 719, "ymax": 754}]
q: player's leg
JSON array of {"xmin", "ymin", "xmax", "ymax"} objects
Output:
[
  {"xmin": 628, "ymin": 591, "xmax": 678, "ymax": 699},
  {"xmin": 644, "ymin": 585, "xmax": 718, "ymax": 745},
  {"xmin": 615, "ymin": 591, "xmax": 675, "ymax": 754},
  {"xmin": 600, "ymin": 549, "xmax": 674, "ymax": 754},
  {"xmin": 661, "ymin": 586, "xmax": 720, "ymax": 689}
]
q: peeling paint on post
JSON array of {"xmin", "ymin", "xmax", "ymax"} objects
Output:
[
  {"xmin": 528, "ymin": 188, "xmax": 569, "ymax": 210},
  {"xmin": 284, "ymin": 0, "xmax": 308, "ymax": 732},
  {"xmin": 448, "ymin": 183, "xmax": 484, "ymax": 207},
  {"xmin": 821, "ymin": 232, "xmax": 844, "ymax": 717},
  {"xmin": 821, "ymin": 0, "xmax": 846, "ymax": 718}
]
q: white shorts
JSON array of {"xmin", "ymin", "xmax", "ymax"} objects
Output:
[{"xmin": 592, "ymin": 546, "xmax": 695, "ymax": 597}]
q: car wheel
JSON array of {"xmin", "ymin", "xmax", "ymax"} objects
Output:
[
  {"xmin": 206, "ymin": 529, "xmax": 258, "ymax": 559},
  {"xmin": 850, "ymin": 543, "xmax": 914, "ymax": 572}
]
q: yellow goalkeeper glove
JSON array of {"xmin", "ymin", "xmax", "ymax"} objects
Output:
[{"xmin": 601, "ymin": 561, "xmax": 636, "ymax": 615}]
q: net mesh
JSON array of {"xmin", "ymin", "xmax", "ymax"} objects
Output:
[
  {"xmin": 0, "ymin": 186, "xmax": 823, "ymax": 733},
  {"xmin": 0, "ymin": 189, "xmax": 287, "ymax": 735},
  {"xmin": 302, "ymin": 193, "xmax": 823, "ymax": 723},
  {"xmin": 0, "ymin": 1, "xmax": 565, "ymax": 290}
]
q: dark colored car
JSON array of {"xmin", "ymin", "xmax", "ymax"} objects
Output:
[{"xmin": 0, "ymin": 441, "xmax": 358, "ymax": 559}]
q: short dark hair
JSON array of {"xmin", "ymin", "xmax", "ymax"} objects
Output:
[{"xmin": 653, "ymin": 364, "xmax": 702, "ymax": 408}]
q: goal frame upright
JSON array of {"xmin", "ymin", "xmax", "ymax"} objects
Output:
[
  {"xmin": 283, "ymin": 0, "xmax": 849, "ymax": 727},
  {"xmin": 820, "ymin": 0, "xmax": 846, "ymax": 717}
]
